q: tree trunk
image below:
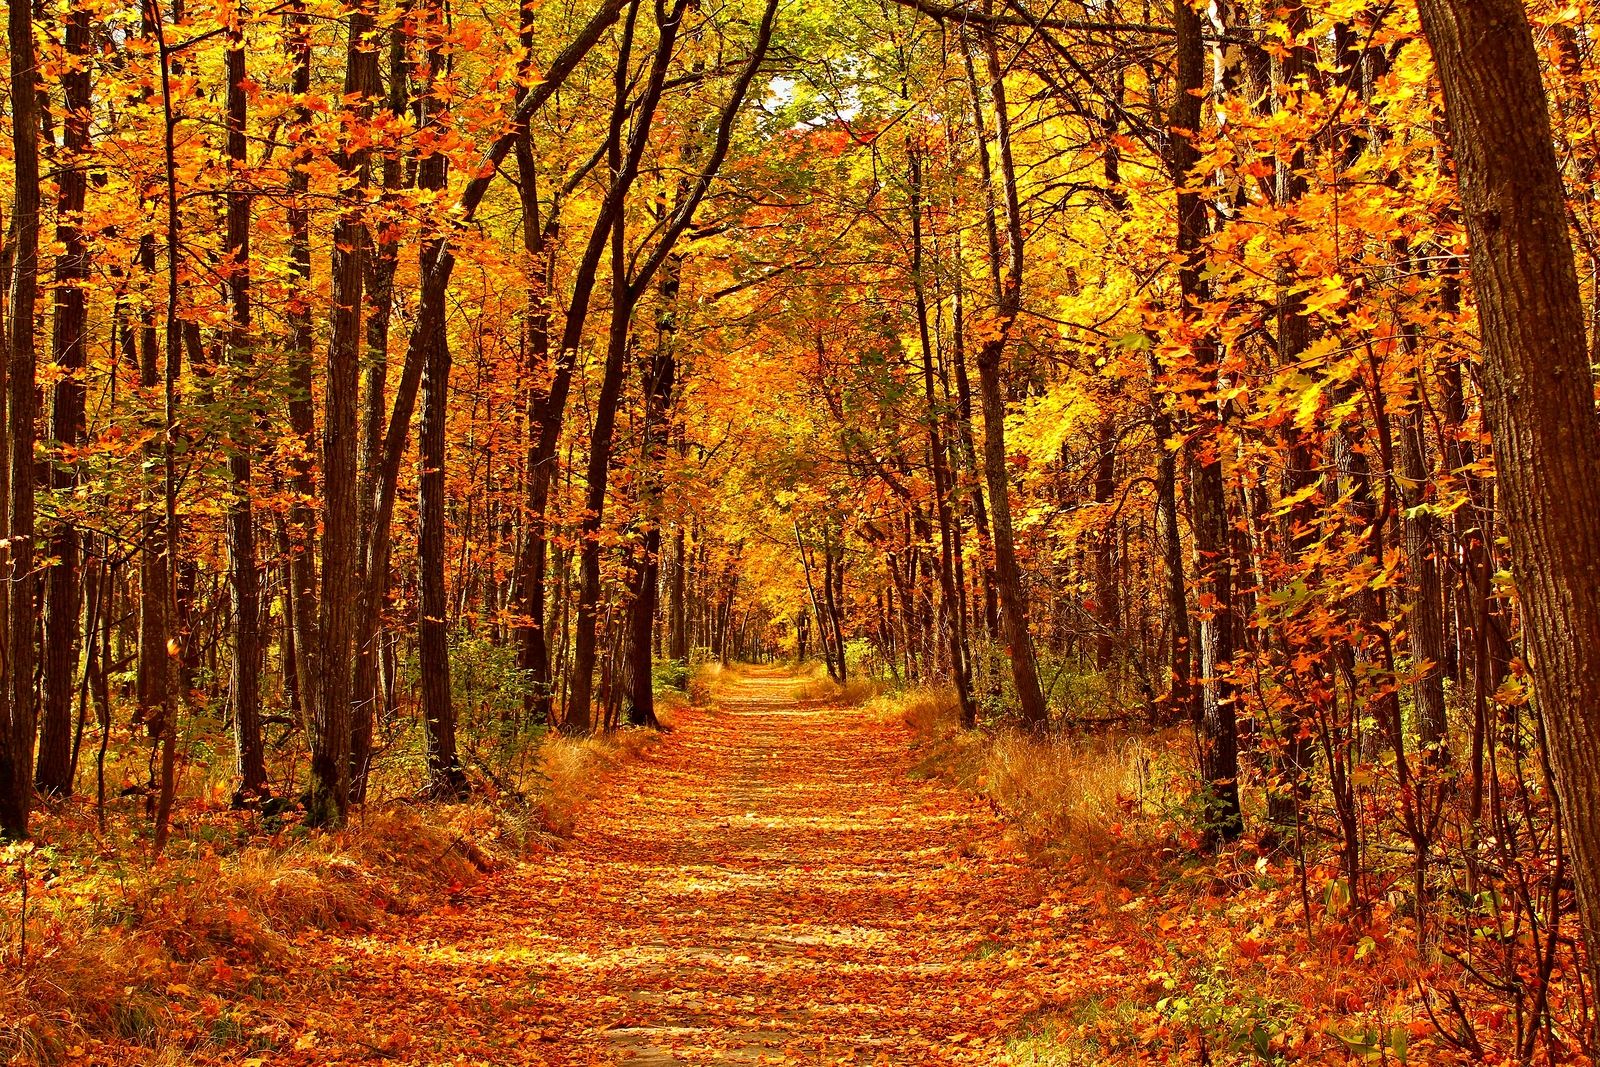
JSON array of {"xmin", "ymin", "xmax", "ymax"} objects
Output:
[
  {"xmin": 964, "ymin": 28, "xmax": 1047, "ymax": 730},
  {"xmin": 307, "ymin": 0, "xmax": 379, "ymax": 825},
  {"xmin": 909, "ymin": 143, "xmax": 977, "ymax": 727},
  {"xmin": 823, "ymin": 536, "xmax": 848, "ymax": 683},
  {"xmin": 417, "ymin": 326, "xmax": 465, "ymax": 791},
  {"xmin": 669, "ymin": 519, "xmax": 688, "ymax": 660},
  {"xmin": 1, "ymin": 0, "xmax": 42, "ymax": 836},
  {"xmin": 284, "ymin": 0, "xmax": 322, "ymax": 798},
  {"xmin": 1091, "ymin": 414, "xmax": 1120, "ymax": 674},
  {"xmin": 412, "ymin": 0, "xmax": 466, "ymax": 796},
  {"xmin": 1415, "ymin": 0, "xmax": 1600, "ymax": 1015},
  {"xmin": 351, "ymin": 11, "xmax": 410, "ymax": 798},
  {"xmin": 35, "ymin": 0, "xmax": 92, "ymax": 798},
  {"xmin": 624, "ymin": 271, "xmax": 681, "ymax": 728},
  {"xmin": 1169, "ymin": 0, "xmax": 1241, "ymax": 841},
  {"xmin": 1395, "ymin": 317, "xmax": 1448, "ymax": 762},
  {"xmin": 223, "ymin": 10, "xmax": 268, "ymax": 799},
  {"xmin": 568, "ymin": 278, "xmax": 635, "ymax": 732},
  {"xmin": 511, "ymin": 63, "xmax": 558, "ymax": 726}
]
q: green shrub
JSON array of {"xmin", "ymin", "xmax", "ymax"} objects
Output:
[{"xmin": 652, "ymin": 658, "xmax": 690, "ymax": 693}]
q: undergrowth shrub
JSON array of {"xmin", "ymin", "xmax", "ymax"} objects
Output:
[
  {"xmin": 652, "ymin": 658, "xmax": 690, "ymax": 693},
  {"xmin": 872, "ymin": 684, "xmax": 962, "ymax": 734}
]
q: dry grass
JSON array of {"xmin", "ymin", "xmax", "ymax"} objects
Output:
[
  {"xmin": 881, "ymin": 685, "xmax": 1187, "ymax": 872},
  {"xmin": 2, "ymin": 809, "xmax": 483, "ymax": 1062},
  {"xmin": 979, "ymin": 730, "xmax": 1177, "ymax": 859},
  {"xmin": 536, "ymin": 722, "xmax": 666, "ymax": 836},
  {"xmin": 1, "ymin": 724, "xmax": 662, "ymax": 1064},
  {"xmin": 794, "ymin": 670, "xmax": 883, "ymax": 705},
  {"xmin": 690, "ymin": 661, "xmax": 734, "ymax": 704},
  {"xmin": 871, "ymin": 684, "xmax": 963, "ymax": 734}
]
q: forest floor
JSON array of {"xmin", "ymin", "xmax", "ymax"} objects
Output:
[
  {"xmin": 20, "ymin": 667, "xmax": 1489, "ymax": 1066},
  {"xmin": 251, "ymin": 668, "xmax": 1063, "ymax": 1065}
]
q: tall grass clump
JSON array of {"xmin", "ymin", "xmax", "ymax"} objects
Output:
[
  {"xmin": 793, "ymin": 662, "xmax": 884, "ymax": 705},
  {"xmin": 689, "ymin": 659, "xmax": 728, "ymax": 704},
  {"xmin": 880, "ymin": 684, "xmax": 1189, "ymax": 871}
]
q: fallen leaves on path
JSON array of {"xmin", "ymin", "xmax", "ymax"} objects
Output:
[{"xmin": 259, "ymin": 670, "xmax": 1053, "ymax": 1065}]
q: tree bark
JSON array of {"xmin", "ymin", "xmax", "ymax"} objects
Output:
[
  {"xmin": 307, "ymin": 0, "xmax": 380, "ymax": 825},
  {"xmin": 964, "ymin": 28, "xmax": 1048, "ymax": 730},
  {"xmin": 351, "ymin": 9, "xmax": 410, "ymax": 798},
  {"xmin": 223, "ymin": 7, "xmax": 268, "ymax": 798},
  {"xmin": 283, "ymin": 0, "xmax": 322, "ymax": 797},
  {"xmin": 624, "ymin": 260, "xmax": 681, "ymax": 728},
  {"xmin": 1168, "ymin": 0, "xmax": 1241, "ymax": 841},
  {"xmin": 1, "ymin": 0, "xmax": 43, "ymax": 836},
  {"xmin": 1395, "ymin": 318, "xmax": 1448, "ymax": 762},
  {"xmin": 35, "ymin": 0, "xmax": 92, "ymax": 798},
  {"xmin": 412, "ymin": 0, "xmax": 467, "ymax": 796},
  {"xmin": 1415, "ymin": 0, "xmax": 1600, "ymax": 1014}
]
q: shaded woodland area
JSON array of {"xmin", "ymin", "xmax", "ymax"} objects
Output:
[{"xmin": 5, "ymin": 0, "xmax": 1600, "ymax": 1060}]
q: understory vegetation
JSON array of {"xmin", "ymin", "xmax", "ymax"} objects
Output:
[
  {"xmin": 854, "ymin": 675, "xmax": 1586, "ymax": 1064},
  {"xmin": 1, "ymin": 674, "xmax": 685, "ymax": 1063}
]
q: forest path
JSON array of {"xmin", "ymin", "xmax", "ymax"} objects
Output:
[{"xmin": 281, "ymin": 670, "xmax": 1051, "ymax": 1065}]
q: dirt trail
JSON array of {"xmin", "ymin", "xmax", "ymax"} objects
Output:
[{"xmin": 280, "ymin": 671, "xmax": 1049, "ymax": 1065}]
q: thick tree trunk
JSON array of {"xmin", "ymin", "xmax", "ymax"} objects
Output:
[
  {"xmin": 1, "ymin": 0, "xmax": 42, "ymax": 836},
  {"xmin": 624, "ymin": 265, "xmax": 681, "ymax": 728},
  {"xmin": 307, "ymin": 0, "xmax": 379, "ymax": 825},
  {"xmin": 36, "ymin": 0, "xmax": 92, "ymax": 798},
  {"xmin": 351, "ymin": 13, "xmax": 410, "ymax": 798},
  {"xmin": 223, "ymin": 13, "xmax": 268, "ymax": 799},
  {"xmin": 417, "ymin": 322, "xmax": 465, "ymax": 792},
  {"xmin": 1415, "ymin": 0, "xmax": 1600, "ymax": 1014},
  {"xmin": 1169, "ymin": 0, "xmax": 1241, "ymax": 841}
]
